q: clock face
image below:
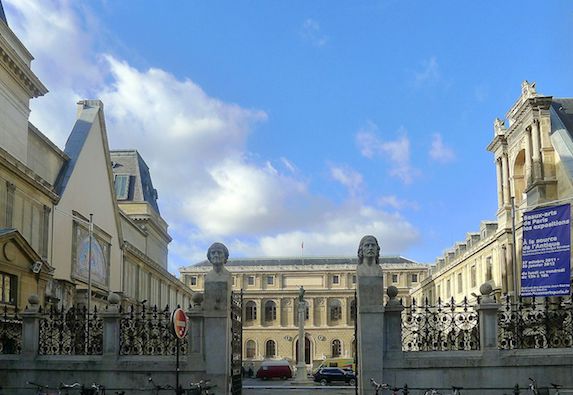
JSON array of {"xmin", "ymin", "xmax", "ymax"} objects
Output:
[{"xmin": 75, "ymin": 235, "xmax": 108, "ymax": 285}]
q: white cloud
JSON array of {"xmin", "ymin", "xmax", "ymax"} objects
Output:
[
  {"xmin": 300, "ymin": 18, "xmax": 328, "ymax": 47},
  {"xmin": 4, "ymin": 2, "xmax": 423, "ymax": 272},
  {"xmin": 429, "ymin": 133, "xmax": 455, "ymax": 163},
  {"xmin": 356, "ymin": 123, "xmax": 418, "ymax": 184},
  {"xmin": 378, "ymin": 195, "xmax": 419, "ymax": 211},
  {"xmin": 329, "ymin": 164, "xmax": 363, "ymax": 195},
  {"xmin": 231, "ymin": 204, "xmax": 420, "ymax": 257},
  {"xmin": 414, "ymin": 56, "xmax": 440, "ymax": 86}
]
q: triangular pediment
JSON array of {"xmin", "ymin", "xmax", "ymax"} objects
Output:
[{"xmin": 0, "ymin": 228, "xmax": 53, "ymax": 274}]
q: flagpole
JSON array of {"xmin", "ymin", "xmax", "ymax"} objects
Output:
[{"xmin": 301, "ymin": 241, "xmax": 304, "ymax": 265}]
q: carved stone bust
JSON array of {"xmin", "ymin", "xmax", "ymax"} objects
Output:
[
  {"xmin": 357, "ymin": 235, "xmax": 383, "ymax": 276},
  {"xmin": 205, "ymin": 242, "xmax": 231, "ymax": 282}
]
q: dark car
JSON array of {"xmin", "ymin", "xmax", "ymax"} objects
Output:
[{"xmin": 313, "ymin": 367, "xmax": 356, "ymax": 386}]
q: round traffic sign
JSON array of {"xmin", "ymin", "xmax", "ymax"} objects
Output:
[{"xmin": 171, "ymin": 308, "xmax": 189, "ymax": 339}]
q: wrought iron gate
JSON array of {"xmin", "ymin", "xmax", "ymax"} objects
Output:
[
  {"xmin": 230, "ymin": 290, "xmax": 243, "ymax": 395},
  {"xmin": 353, "ymin": 290, "xmax": 358, "ymax": 395}
]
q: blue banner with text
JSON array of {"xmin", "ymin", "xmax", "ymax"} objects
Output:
[{"xmin": 521, "ymin": 203, "xmax": 571, "ymax": 297}]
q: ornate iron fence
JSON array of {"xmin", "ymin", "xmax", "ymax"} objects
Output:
[
  {"xmin": 230, "ymin": 291, "xmax": 243, "ymax": 395},
  {"xmin": 402, "ymin": 297, "xmax": 479, "ymax": 351},
  {"xmin": 39, "ymin": 305, "xmax": 103, "ymax": 355},
  {"xmin": 119, "ymin": 304, "xmax": 188, "ymax": 356},
  {"xmin": 498, "ymin": 295, "xmax": 573, "ymax": 349},
  {"xmin": 0, "ymin": 305, "xmax": 22, "ymax": 354}
]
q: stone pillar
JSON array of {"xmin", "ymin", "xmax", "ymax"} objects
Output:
[
  {"xmin": 496, "ymin": 158, "xmax": 503, "ymax": 209},
  {"xmin": 384, "ymin": 286, "xmax": 404, "ymax": 353},
  {"xmin": 257, "ymin": 299, "xmax": 263, "ymax": 327},
  {"xmin": 501, "ymin": 153, "xmax": 510, "ymax": 206},
  {"xmin": 21, "ymin": 295, "xmax": 41, "ymax": 359},
  {"xmin": 101, "ymin": 293, "xmax": 121, "ymax": 359},
  {"xmin": 474, "ymin": 283, "xmax": 501, "ymax": 351},
  {"xmin": 525, "ymin": 128, "xmax": 532, "ymax": 185},
  {"xmin": 356, "ymin": 237, "xmax": 385, "ymax": 395},
  {"xmin": 532, "ymin": 119, "xmax": 542, "ymax": 181},
  {"xmin": 276, "ymin": 299, "xmax": 282, "ymax": 327},
  {"xmin": 188, "ymin": 292, "xmax": 204, "ymax": 354},
  {"xmin": 203, "ymin": 242, "xmax": 233, "ymax": 394}
]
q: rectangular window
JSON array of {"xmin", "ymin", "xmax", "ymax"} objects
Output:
[
  {"xmin": 411, "ymin": 274, "xmax": 418, "ymax": 283},
  {"xmin": 0, "ymin": 272, "xmax": 17, "ymax": 305},
  {"xmin": 332, "ymin": 275, "xmax": 340, "ymax": 284},
  {"xmin": 190, "ymin": 276, "xmax": 197, "ymax": 286},
  {"xmin": 114, "ymin": 174, "xmax": 131, "ymax": 200},
  {"xmin": 446, "ymin": 279, "xmax": 451, "ymax": 297},
  {"xmin": 266, "ymin": 275, "xmax": 274, "ymax": 285},
  {"xmin": 457, "ymin": 273, "xmax": 463, "ymax": 293},
  {"xmin": 392, "ymin": 274, "xmax": 399, "ymax": 283},
  {"xmin": 247, "ymin": 276, "xmax": 255, "ymax": 285},
  {"xmin": 471, "ymin": 265, "xmax": 477, "ymax": 288},
  {"xmin": 485, "ymin": 257, "xmax": 493, "ymax": 281},
  {"xmin": 352, "ymin": 275, "xmax": 356, "ymax": 284}
]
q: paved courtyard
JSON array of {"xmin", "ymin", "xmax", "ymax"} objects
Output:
[{"xmin": 242, "ymin": 378, "xmax": 355, "ymax": 395}]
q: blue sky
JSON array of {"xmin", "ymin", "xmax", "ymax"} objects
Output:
[{"xmin": 3, "ymin": 1, "xmax": 573, "ymax": 274}]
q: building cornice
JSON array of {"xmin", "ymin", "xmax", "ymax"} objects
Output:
[{"xmin": 0, "ymin": 31, "xmax": 47, "ymax": 98}]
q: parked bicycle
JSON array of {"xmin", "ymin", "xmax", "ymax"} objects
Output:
[
  {"xmin": 148, "ymin": 376, "xmax": 175, "ymax": 394},
  {"xmin": 423, "ymin": 386, "xmax": 463, "ymax": 395},
  {"xmin": 188, "ymin": 380, "xmax": 216, "ymax": 395},
  {"xmin": 28, "ymin": 382, "xmax": 80, "ymax": 395},
  {"xmin": 369, "ymin": 378, "xmax": 409, "ymax": 394}
]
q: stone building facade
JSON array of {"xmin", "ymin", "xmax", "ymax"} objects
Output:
[
  {"xmin": 181, "ymin": 256, "xmax": 429, "ymax": 368},
  {"xmin": 412, "ymin": 82, "xmax": 573, "ymax": 303},
  {"xmin": 0, "ymin": 9, "xmax": 190, "ymax": 313}
]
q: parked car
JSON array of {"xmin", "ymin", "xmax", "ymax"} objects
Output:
[
  {"xmin": 256, "ymin": 359, "xmax": 293, "ymax": 380},
  {"xmin": 314, "ymin": 357, "xmax": 355, "ymax": 373},
  {"xmin": 313, "ymin": 367, "xmax": 356, "ymax": 386}
]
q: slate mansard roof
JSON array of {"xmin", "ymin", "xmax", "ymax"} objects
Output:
[
  {"xmin": 110, "ymin": 150, "xmax": 160, "ymax": 214},
  {"xmin": 184, "ymin": 255, "xmax": 427, "ymax": 271}
]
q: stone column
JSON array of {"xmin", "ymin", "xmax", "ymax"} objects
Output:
[
  {"xmin": 532, "ymin": 119, "xmax": 542, "ymax": 181},
  {"xmin": 474, "ymin": 283, "xmax": 501, "ymax": 351},
  {"xmin": 496, "ymin": 158, "xmax": 503, "ymax": 209},
  {"xmin": 101, "ymin": 293, "xmax": 121, "ymax": 359},
  {"xmin": 384, "ymin": 286, "xmax": 404, "ymax": 353},
  {"xmin": 293, "ymin": 296, "xmax": 311, "ymax": 383},
  {"xmin": 21, "ymin": 295, "xmax": 41, "ymax": 359},
  {"xmin": 501, "ymin": 153, "xmax": 510, "ymax": 206},
  {"xmin": 276, "ymin": 299, "xmax": 282, "ymax": 327},
  {"xmin": 307, "ymin": 298, "xmax": 314, "ymax": 327},
  {"xmin": 258, "ymin": 299, "xmax": 264, "ymax": 327},
  {"xmin": 525, "ymin": 127, "xmax": 532, "ymax": 185}
]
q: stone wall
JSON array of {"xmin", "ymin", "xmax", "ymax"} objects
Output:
[
  {"xmin": 0, "ymin": 293, "xmax": 227, "ymax": 394},
  {"xmin": 359, "ymin": 283, "xmax": 573, "ymax": 394}
]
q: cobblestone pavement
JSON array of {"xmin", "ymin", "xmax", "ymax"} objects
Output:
[{"xmin": 242, "ymin": 378, "xmax": 356, "ymax": 395}]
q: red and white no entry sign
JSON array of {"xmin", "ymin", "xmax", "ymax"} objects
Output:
[{"xmin": 171, "ymin": 308, "xmax": 189, "ymax": 339}]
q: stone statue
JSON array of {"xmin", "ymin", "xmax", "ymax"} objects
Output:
[
  {"xmin": 205, "ymin": 242, "xmax": 231, "ymax": 282},
  {"xmin": 357, "ymin": 235, "xmax": 383, "ymax": 276},
  {"xmin": 521, "ymin": 80, "xmax": 536, "ymax": 99},
  {"xmin": 298, "ymin": 286, "xmax": 305, "ymax": 303},
  {"xmin": 494, "ymin": 118, "xmax": 506, "ymax": 135}
]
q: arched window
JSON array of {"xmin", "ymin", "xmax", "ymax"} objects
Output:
[
  {"xmin": 245, "ymin": 301, "xmax": 257, "ymax": 321},
  {"xmin": 265, "ymin": 300, "xmax": 277, "ymax": 322},
  {"xmin": 330, "ymin": 299, "xmax": 342, "ymax": 321},
  {"xmin": 332, "ymin": 339, "xmax": 342, "ymax": 357},
  {"xmin": 246, "ymin": 340, "xmax": 256, "ymax": 358},
  {"xmin": 350, "ymin": 299, "xmax": 356, "ymax": 322},
  {"xmin": 265, "ymin": 340, "xmax": 276, "ymax": 358}
]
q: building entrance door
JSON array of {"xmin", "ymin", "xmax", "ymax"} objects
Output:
[{"xmin": 295, "ymin": 336, "xmax": 311, "ymax": 365}]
